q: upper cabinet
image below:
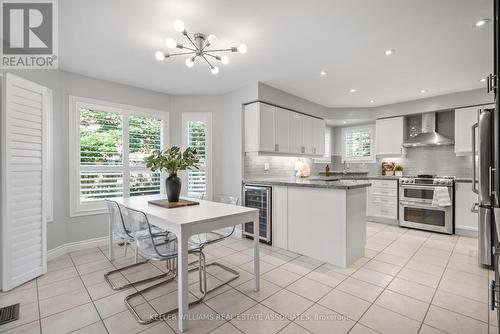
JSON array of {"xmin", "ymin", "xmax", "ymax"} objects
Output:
[
  {"xmin": 375, "ymin": 116, "xmax": 405, "ymax": 156},
  {"xmin": 455, "ymin": 106, "xmax": 480, "ymax": 156},
  {"xmin": 289, "ymin": 112, "xmax": 303, "ymax": 154},
  {"xmin": 244, "ymin": 102, "xmax": 325, "ymax": 156}
]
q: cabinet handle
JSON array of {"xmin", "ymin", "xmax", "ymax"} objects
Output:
[
  {"xmin": 301, "ymin": 146, "xmax": 305, "ymax": 153},
  {"xmin": 313, "ymin": 147, "xmax": 316, "ymax": 154},
  {"xmin": 274, "ymin": 144, "xmax": 279, "ymax": 152}
]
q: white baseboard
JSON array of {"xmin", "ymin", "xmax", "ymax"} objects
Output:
[
  {"xmin": 47, "ymin": 236, "xmax": 108, "ymax": 261},
  {"xmin": 455, "ymin": 227, "xmax": 479, "ymax": 238}
]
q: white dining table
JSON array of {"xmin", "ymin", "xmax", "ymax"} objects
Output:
[{"xmin": 110, "ymin": 194, "xmax": 260, "ymax": 332}]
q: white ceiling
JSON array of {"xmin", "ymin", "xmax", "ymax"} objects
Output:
[{"xmin": 60, "ymin": 0, "xmax": 493, "ymax": 107}]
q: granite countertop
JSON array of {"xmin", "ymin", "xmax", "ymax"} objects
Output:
[{"xmin": 244, "ymin": 177, "xmax": 372, "ymax": 190}]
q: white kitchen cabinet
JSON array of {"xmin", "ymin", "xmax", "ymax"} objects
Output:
[
  {"xmin": 375, "ymin": 117, "xmax": 405, "ymax": 156},
  {"xmin": 244, "ymin": 101, "xmax": 324, "ymax": 156},
  {"xmin": 313, "ymin": 118, "xmax": 326, "ymax": 156},
  {"xmin": 289, "ymin": 112, "xmax": 303, "ymax": 154},
  {"xmin": 455, "ymin": 106, "xmax": 479, "ymax": 156},
  {"xmin": 455, "ymin": 181, "xmax": 478, "ymax": 235},
  {"xmin": 244, "ymin": 102, "xmax": 275, "ymax": 153},
  {"xmin": 302, "ymin": 115, "xmax": 314, "ymax": 154},
  {"xmin": 275, "ymin": 107, "xmax": 290, "ymax": 153},
  {"xmin": 366, "ymin": 179, "xmax": 398, "ymax": 221}
]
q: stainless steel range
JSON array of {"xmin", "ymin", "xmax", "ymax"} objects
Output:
[{"xmin": 399, "ymin": 175, "xmax": 455, "ymax": 234}]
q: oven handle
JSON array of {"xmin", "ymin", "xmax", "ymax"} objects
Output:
[
  {"xmin": 400, "ymin": 201, "xmax": 449, "ymax": 210},
  {"xmin": 399, "ymin": 185, "xmax": 451, "ymax": 189}
]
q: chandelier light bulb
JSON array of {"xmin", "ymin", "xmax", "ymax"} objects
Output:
[
  {"xmin": 211, "ymin": 65, "xmax": 219, "ymax": 74},
  {"xmin": 173, "ymin": 19, "xmax": 185, "ymax": 33},
  {"xmin": 207, "ymin": 34, "xmax": 217, "ymax": 44},
  {"xmin": 237, "ymin": 43, "xmax": 247, "ymax": 54},
  {"xmin": 221, "ymin": 55, "xmax": 229, "ymax": 65},
  {"xmin": 155, "ymin": 51, "xmax": 164, "ymax": 61},
  {"xmin": 166, "ymin": 38, "xmax": 176, "ymax": 49},
  {"xmin": 185, "ymin": 57, "xmax": 195, "ymax": 67}
]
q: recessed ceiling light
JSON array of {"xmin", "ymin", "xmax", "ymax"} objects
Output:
[
  {"xmin": 370, "ymin": 99, "xmax": 375, "ymax": 103},
  {"xmin": 384, "ymin": 49, "xmax": 396, "ymax": 56},
  {"xmin": 343, "ymin": 121, "xmax": 347, "ymax": 124},
  {"xmin": 480, "ymin": 77, "xmax": 487, "ymax": 82},
  {"xmin": 420, "ymin": 89, "xmax": 427, "ymax": 94},
  {"xmin": 320, "ymin": 71, "xmax": 328, "ymax": 76},
  {"xmin": 349, "ymin": 89, "xmax": 357, "ymax": 93},
  {"xmin": 474, "ymin": 18, "xmax": 491, "ymax": 28}
]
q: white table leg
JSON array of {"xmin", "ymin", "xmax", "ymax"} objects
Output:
[
  {"xmin": 253, "ymin": 212, "xmax": 260, "ymax": 291},
  {"xmin": 177, "ymin": 228, "xmax": 189, "ymax": 332},
  {"xmin": 109, "ymin": 216, "xmax": 115, "ymax": 261}
]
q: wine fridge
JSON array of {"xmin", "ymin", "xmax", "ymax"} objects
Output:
[{"xmin": 242, "ymin": 184, "xmax": 272, "ymax": 244}]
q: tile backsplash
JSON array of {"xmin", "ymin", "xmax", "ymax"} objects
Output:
[
  {"xmin": 332, "ymin": 145, "xmax": 473, "ymax": 178},
  {"xmin": 245, "ymin": 145, "xmax": 473, "ymax": 179}
]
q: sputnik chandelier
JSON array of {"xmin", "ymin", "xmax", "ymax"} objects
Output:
[{"xmin": 155, "ymin": 20, "xmax": 247, "ymax": 74}]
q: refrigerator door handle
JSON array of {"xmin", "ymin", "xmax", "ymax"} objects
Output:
[
  {"xmin": 471, "ymin": 202, "xmax": 479, "ymax": 213},
  {"xmin": 472, "ymin": 122, "xmax": 479, "ymax": 194}
]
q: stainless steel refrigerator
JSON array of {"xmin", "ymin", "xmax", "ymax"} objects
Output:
[{"xmin": 475, "ymin": 0, "xmax": 500, "ymax": 325}]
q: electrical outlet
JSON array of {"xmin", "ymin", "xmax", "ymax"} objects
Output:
[{"xmin": 264, "ymin": 163, "xmax": 270, "ymax": 171}]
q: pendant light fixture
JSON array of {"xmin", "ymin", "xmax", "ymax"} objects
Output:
[{"xmin": 155, "ymin": 20, "xmax": 247, "ymax": 75}]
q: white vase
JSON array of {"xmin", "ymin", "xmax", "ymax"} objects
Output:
[{"xmin": 395, "ymin": 171, "xmax": 403, "ymax": 176}]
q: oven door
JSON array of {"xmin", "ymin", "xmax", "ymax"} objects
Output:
[
  {"xmin": 399, "ymin": 201, "xmax": 453, "ymax": 234},
  {"xmin": 400, "ymin": 185, "xmax": 437, "ymax": 205}
]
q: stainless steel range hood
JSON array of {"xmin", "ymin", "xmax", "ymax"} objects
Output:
[{"xmin": 402, "ymin": 112, "xmax": 454, "ymax": 147}]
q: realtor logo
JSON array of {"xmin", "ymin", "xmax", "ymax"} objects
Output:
[{"xmin": 1, "ymin": 0, "xmax": 58, "ymax": 68}]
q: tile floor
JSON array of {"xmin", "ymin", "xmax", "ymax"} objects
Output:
[{"xmin": 0, "ymin": 222, "xmax": 497, "ymax": 334}]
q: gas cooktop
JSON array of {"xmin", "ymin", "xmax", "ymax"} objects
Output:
[{"xmin": 399, "ymin": 175, "xmax": 455, "ymax": 186}]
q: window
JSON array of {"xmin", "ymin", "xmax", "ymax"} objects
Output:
[
  {"xmin": 70, "ymin": 96, "xmax": 168, "ymax": 216},
  {"xmin": 314, "ymin": 126, "xmax": 332, "ymax": 163},
  {"xmin": 181, "ymin": 112, "xmax": 212, "ymax": 199},
  {"xmin": 342, "ymin": 126, "xmax": 375, "ymax": 162}
]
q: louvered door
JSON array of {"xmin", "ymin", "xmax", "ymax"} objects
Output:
[{"xmin": 1, "ymin": 74, "xmax": 50, "ymax": 291}]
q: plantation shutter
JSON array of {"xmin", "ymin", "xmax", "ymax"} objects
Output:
[
  {"xmin": 342, "ymin": 126, "xmax": 374, "ymax": 162},
  {"xmin": 128, "ymin": 115, "xmax": 161, "ymax": 197},
  {"xmin": 187, "ymin": 121, "xmax": 207, "ymax": 196},
  {"xmin": 1, "ymin": 74, "xmax": 50, "ymax": 291},
  {"xmin": 181, "ymin": 113, "xmax": 212, "ymax": 199},
  {"xmin": 79, "ymin": 108, "xmax": 124, "ymax": 205},
  {"xmin": 314, "ymin": 126, "xmax": 332, "ymax": 163}
]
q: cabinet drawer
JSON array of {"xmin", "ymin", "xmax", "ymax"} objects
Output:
[
  {"xmin": 370, "ymin": 195, "xmax": 397, "ymax": 205},
  {"xmin": 370, "ymin": 179, "xmax": 397, "ymax": 189},
  {"xmin": 369, "ymin": 203, "xmax": 397, "ymax": 219},
  {"xmin": 370, "ymin": 186, "xmax": 397, "ymax": 197}
]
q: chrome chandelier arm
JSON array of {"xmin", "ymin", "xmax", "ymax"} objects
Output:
[
  {"xmin": 167, "ymin": 51, "xmax": 197, "ymax": 57},
  {"xmin": 204, "ymin": 48, "xmax": 237, "ymax": 53},
  {"xmin": 201, "ymin": 55, "xmax": 214, "ymax": 68},
  {"xmin": 183, "ymin": 33, "xmax": 199, "ymax": 51},
  {"xmin": 177, "ymin": 45, "xmax": 196, "ymax": 52}
]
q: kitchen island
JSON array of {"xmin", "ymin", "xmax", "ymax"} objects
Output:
[{"xmin": 245, "ymin": 178, "xmax": 371, "ymax": 268}]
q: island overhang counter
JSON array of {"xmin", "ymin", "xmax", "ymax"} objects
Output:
[{"xmin": 244, "ymin": 178, "xmax": 371, "ymax": 268}]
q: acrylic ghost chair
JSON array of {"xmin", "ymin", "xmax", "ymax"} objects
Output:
[
  {"xmin": 123, "ymin": 207, "xmax": 208, "ymax": 324},
  {"xmin": 103, "ymin": 200, "xmax": 171, "ymax": 290}
]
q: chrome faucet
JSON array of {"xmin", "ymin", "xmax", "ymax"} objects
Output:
[{"xmin": 343, "ymin": 161, "xmax": 349, "ymax": 175}]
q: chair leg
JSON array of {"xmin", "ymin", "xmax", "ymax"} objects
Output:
[
  {"xmin": 104, "ymin": 260, "xmax": 169, "ymax": 291},
  {"xmin": 124, "ymin": 240, "xmax": 128, "ymax": 257},
  {"xmin": 134, "ymin": 246, "xmax": 138, "ymax": 264}
]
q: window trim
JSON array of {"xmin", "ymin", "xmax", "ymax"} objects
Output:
[
  {"xmin": 341, "ymin": 125, "xmax": 375, "ymax": 163},
  {"xmin": 181, "ymin": 112, "xmax": 212, "ymax": 200},
  {"xmin": 314, "ymin": 126, "xmax": 332, "ymax": 163},
  {"xmin": 69, "ymin": 96, "xmax": 169, "ymax": 217}
]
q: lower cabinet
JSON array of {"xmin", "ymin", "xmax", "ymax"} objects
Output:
[
  {"xmin": 366, "ymin": 179, "xmax": 398, "ymax": 221},
  {"xmin": 455, "ymin": 181, "xmax": 478, "ymax": 235}
]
